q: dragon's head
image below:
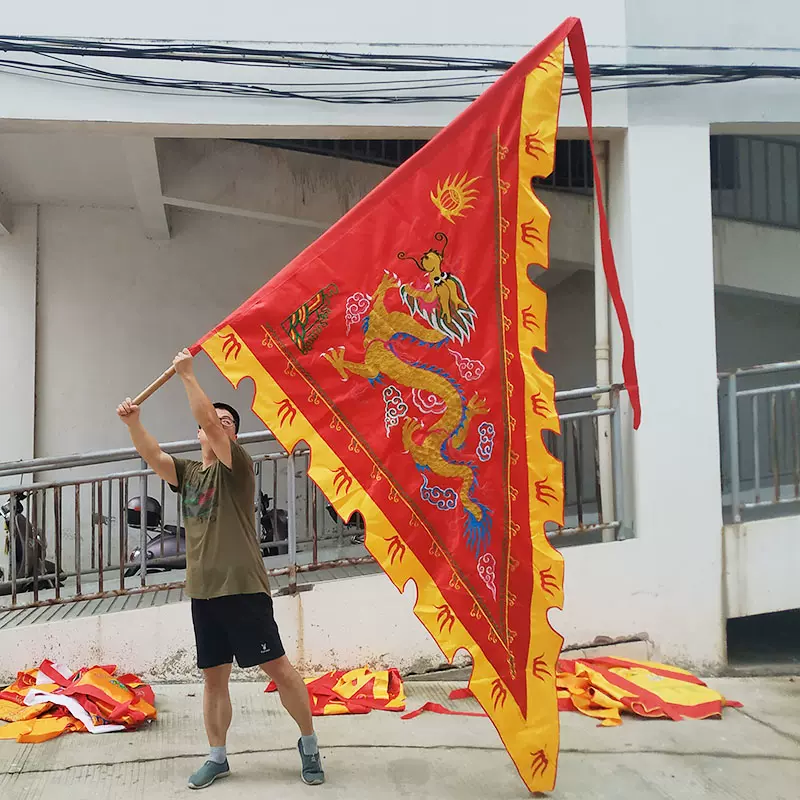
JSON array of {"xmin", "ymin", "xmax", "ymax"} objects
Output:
[
  {"xmin": 397, "ymin": 231, "xmax": 448, "ymax": 275},
  {"xmin": 420, "ymin": 249, "xmax": 443, "ymax": 274}
]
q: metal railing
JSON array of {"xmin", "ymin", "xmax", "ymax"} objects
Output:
[
  {"xmin": 1, "ymin": 385, "xmax": 626, "ymax": 611},
  {"xmin": 0, "ymin": 439, "xmax": 370, "ymax": 610},
  {"xmin": 252, "ymin": 138, "xmax": 595, "ymax": 193},
  {"xmin": 543, "ymin": 385, "xmax": 625, "ymax": 540},
  {"xmin": 711, "ymin": 135, "xmax": 800, "ymax": 230},
  {"xmin": 719, "ymin": 360, "xmax": 800, "ymax": 523}
]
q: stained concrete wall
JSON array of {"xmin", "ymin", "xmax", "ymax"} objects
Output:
[
  {"xmin": 0, "ymin": 206, "xmax": 37, "ymax": 463},
  {"xmin": 724, "ymin": 518, "xmax": 800, "ymax": 619},
  {"xmin": 0, "ymin": 538, "xmax": 708, "ymax": 684}
]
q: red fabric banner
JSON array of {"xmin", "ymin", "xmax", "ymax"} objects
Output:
[{"xmin": 195, "ymin": 17, "xmax": 639, "ymax": 792}]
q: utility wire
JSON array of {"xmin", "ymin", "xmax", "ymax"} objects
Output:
[{"xmin": 0, "ymin": 36, "xmax": 796, "ymax": 103}]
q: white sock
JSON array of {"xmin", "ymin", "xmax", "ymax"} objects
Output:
[
  {"xmin": 300, "ymin": 733, "xmax": 318, "ymax": 756},
  {"xmin": 209, "ymin": 745, "xmax": 227, "ymax": 764}
]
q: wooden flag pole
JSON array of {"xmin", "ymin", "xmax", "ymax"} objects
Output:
[{"xmin": 132, "ymin": 365, "xmax": 176, "ymax": 406}]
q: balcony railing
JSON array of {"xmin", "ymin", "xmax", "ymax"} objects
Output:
[
  {"xmin": 0, "ymin": 385, "xmax": 626, "ymax": 611},
  {"xmin": 719, "ymin": 360, "xmax": 800, "ymax": 522},
  {"xmin": 712, "ymin": 135, "xmax": 800, "ymax": 230}
]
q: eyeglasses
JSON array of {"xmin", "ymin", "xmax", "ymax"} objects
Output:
[{"xmin": 219, "ymin": 417, "xmax": 236, "ymax": 428}]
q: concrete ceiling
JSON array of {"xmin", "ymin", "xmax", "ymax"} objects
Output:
[
  {"xmin": 0, "ymin": 132, "xmax": 597, "ymax": 260},
  {"xmin": 0, "ymin": 133, "xmax": 138, "ymax": 208}
]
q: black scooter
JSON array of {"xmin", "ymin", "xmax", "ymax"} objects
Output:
[
  {"xmin": 325, "ymin": 503, "xmax": 366, "ymax": 545},
  {"xmin": 124, "ymin": 495, "xmax": 186, "ymax": 577},
  {"xmin": 1, "ymin": 493, "xmax": 65, "ymax": 595},
  {"xmin": 124, "ymin": 493, "xmax": 289, "ymax": 576},
  {"xmin": 259, "ymin": 492, "xmax": 289, "ymax": 556}
]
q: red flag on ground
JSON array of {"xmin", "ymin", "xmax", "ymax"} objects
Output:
[
  {"xmin": 403, "ymin": 660, "xmax": 741, "ymax": 729},
  {"xmin": 194, "ymin": 17, "xmax": 639, "ymax": 792},
  {"xmin": 265, "ymin": 667, "xmax": 406, "ymax": 716},
  {"xmin": 0, "ymin": 660, "xmax": 156, "ymax": 743}
]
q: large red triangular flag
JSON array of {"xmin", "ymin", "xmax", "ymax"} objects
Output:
[{"xmin": 192, "ymin": 17, "xmax": 639, "ymax": 792}]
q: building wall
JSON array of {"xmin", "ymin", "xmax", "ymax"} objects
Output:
[
  {"xmin": 10, "ymin": 0, "xmax": 796, "ymax": 52},
  {"xmin": 714, "ymin": 289, "xmax": 800, "ymax": 493},
  {"xmin": 715, "ymin": 290, "xmax": 800, "ymax": 373},
  {"xmin": 0, "ymin": 3, "xmax": 627, "ymax": 134},
  {"xmin": 0, "ymin": 573, "xmax": 448, "ymax": 683},
  {"xmin": 1, "ymin": 2, "xmax": 624, "ymax": 46},
  {"xmin": 537, "ymin": 270, "xmax": 596, "ymax": 393},
  {"xmin": 1, "ymin": 1, "xmax": 799, "ymax": 669},
  {"xmin": 35, "ymin": 205, "xmax": 316, "ymax": 457},
  {"xmin": 2, "ymin": 2, "xmax": 799, "ymax": 133},
  {"xmin": 22, "ymin": 137, "xmax": 597, "ymax": 460},
  {"xmin": 0, "ymin": 206, "xmax": 37, "ymax": 462},
  {"xmin": 623, "ymin": 2, "xmax": 800, "ymax": 127},
  {"xmin": 8, "ymin": 153, "xmax": 795, "ymax": 468},
  {"xmin": 714, "ymin": 219, "xmax": 800, "ymax": 301},
  {"xmin": 724, "ymin": 518, "xmax": 800, "ymax": 619},
  {"xmin": 0, "ymin": 512, "xmax": 795, "ymax": 683},
  {"xmin": 713, "ymin": 137, "xmax": 800, "ymax": 230},
  {"xmin": 1, "ymin": 150, "xmax": 798, "ymax": 670},
  {"xmin": 0, "ymin": 538, "xmax": 720, "ymax": 684},
  {"xmin": 625, "ymin": 0, "xmax": 799, "ymax": 48}
]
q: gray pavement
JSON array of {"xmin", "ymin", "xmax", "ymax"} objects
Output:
[{"xmin": 1, "ymin": 677, "xmax": 799, "ymax": 799}]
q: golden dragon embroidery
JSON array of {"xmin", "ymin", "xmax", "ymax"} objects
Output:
[
  {"xmin": 398, "ymin": 232, "xmax": 476, "ymax": 345},
  {"xmin": 323, "ymin": 241, "xmax": 491, "ymax": 552}
]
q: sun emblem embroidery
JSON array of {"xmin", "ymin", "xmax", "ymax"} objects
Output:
[{"xmin": 431, "ymin": 173, "xmax": 480, "ymax": 223}]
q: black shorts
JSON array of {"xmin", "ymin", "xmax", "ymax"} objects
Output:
[{"xmin": 191, "ymin": 592, "xmax": 286, "ymax": 670}]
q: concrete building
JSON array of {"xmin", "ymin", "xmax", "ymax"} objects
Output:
[{"xmin": 0, "ymin": 1, "xmax": 799, "ymax": 678}]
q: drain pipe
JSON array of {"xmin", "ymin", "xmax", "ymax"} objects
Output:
[{"xmin": 593, "ymin": 142, "xmax": 615, "ymax": 541}]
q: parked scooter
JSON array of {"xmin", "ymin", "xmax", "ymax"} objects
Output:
[
  {"xmin": 259, "ymin": 492, "xmax": 289, "ymax": 556},
  {"xmin": 124, "ymin": 496, "xmax": 186, "ymax": 577},
  {"xmin": 1, "ymin": 492, "xmax": 65, "ymax": 595},
  {"xmin": 125, "ymin": 493, "xmax": 289, "ymax": 576},
  {"xmin": 324, "ymin": 502, "xmax": 366, "ymax": 545}
]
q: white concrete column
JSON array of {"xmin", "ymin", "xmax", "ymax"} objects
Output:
[
  {"xmin": 0, "ymin": 206, "xmax": 38, "ymax": 463},
  {"xmin": 609, "ymin": 126, "xmax": 725, "ymax": 668}
]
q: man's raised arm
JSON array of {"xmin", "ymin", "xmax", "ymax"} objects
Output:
[
  {"xmin": 117, "ymin": 399, "xmax": 178, "ymax": 486},
  {"xmin": 173, "ymin": 349, "xmax": 233, "ymax": 469}
]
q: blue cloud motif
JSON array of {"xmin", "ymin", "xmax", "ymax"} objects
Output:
[{"xmin": 420, "ymin": 473, "xmax": 458, "ymax": 511}]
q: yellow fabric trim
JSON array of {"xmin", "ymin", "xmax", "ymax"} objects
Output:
[{"xmin": 513, "ymin": 42, "xmax": 568, "ymax": 786}]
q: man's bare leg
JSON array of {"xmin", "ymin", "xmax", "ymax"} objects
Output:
[
  {"xmin": 259, "ymin": 656, "xmax": 313, "ymax": 734},
  {"xmin": 260, "ymin": 656, "xmax": 325, "ymax": 785},
  {"xmin": 188, "ymin": 664, "xmax": 233, "ymax": 790},
  {"xmin": 203, "ymin": 664, "xmax": 233, "ymax": 746}
]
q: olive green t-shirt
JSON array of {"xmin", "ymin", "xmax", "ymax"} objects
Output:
[{"xmin": 171, "ymin": 440, "xmax": 270, "ymax": 600}]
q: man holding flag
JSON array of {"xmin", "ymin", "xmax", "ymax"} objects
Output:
[
  {"xmin": 123, "ymin": 17, "xmax": 640, "ymax": 793},
  {"xmin": 117, "ymin": 349, "xmax": 325, "ymax": 790}
]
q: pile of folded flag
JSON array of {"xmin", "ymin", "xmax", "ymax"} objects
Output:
[
  {"xmin": 399, "ymin": 657, "xmax": 742, "ymax": 727},
  {"xmin": 555, "ymin": 656, "xmax": 742, "ymax": 726},
  {"xmin": 266, "ymin": 667, "xmax": 406, "ymax": 715},
  {"xmin": 0, "ymin": 659, "xmax": 157, "ymax": 743}
]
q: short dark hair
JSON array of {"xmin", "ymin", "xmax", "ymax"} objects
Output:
[{"xmin": 213, "ymin": 402, "xmax": 240, "ymax": 434}]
